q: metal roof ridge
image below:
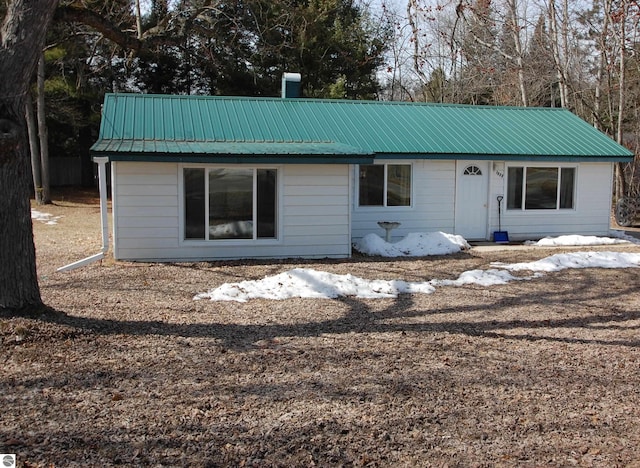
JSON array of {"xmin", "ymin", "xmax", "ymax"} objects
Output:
[
  {"xmin": 100, "ymin": 137, "xmax": 349, "ymax": 144},
  {"xmin": 105, "ymin": 92, "xmax": 571, "ymax": 112}
]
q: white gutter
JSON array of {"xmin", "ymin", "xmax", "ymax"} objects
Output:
[{"xmin": 57, "ymin": 157, "xmax": 110, "ymax": 272}]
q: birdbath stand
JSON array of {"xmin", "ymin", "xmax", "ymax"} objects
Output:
[{"xmin": 377, "ymin": 221, "xmax": 401, "ymax": 242}]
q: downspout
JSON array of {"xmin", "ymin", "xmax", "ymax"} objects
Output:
[{"xmin": 57, "ymin": 156, "xmax": 109, "ymax": 272}]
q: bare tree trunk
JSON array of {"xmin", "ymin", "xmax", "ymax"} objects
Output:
[
  {"xmin": 594, "ymin": 0, "xmax": 611, "ymax": 130},
  {"xmin": 611, "ymin": 0, "xmax": 629, "ymax": 199},
  {"xmin": 506, "ymin": 0, "xmax": 528, "ymax": 107},
  {"xmin": 134, "ymin": 0, "xmax": 143, "ymax": 39},
  {"xmin": 615, "ymin": 0, "xmax": 628, "ymax": 200},
  {"xmin": 560, "ymin": 0, "xmax": 570, "ymax": 107},
  {"xmin": 36, "ymin": 53, "xmax": 51, "ymax": 204},
  {"xmin": 407, "ymin": 0, "xmax": 431, "ymax": 93},
  {"xmin": 616, "ymin": 2, "xmax": 626, "ymax": 147},
  {"xmin": 0, "ymin": 0, "xmax": 58, "ymax": 311},
  {"xmin": 548, "ymin": 0, "xmax": 569, "ymax": 108},
  {"xmin": 25, "ymin": 92, "xmax": 43, "ymax": 204}
]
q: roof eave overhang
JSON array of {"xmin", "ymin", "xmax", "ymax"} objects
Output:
[
  {"xmin": 91, "ymin": 148, "xmax": 635, "ymax": 165},
  {"xmin": 91, "ymin": 152, "xmax": 375, "ymax": 165},
  {"xmin": 375, "ymin": 153, "xmax": 635, "ymax": 163}
]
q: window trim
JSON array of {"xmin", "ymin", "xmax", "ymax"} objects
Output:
[
  {"xmin": 179, "ymin": 164, "xmax": 283, "ymax": 245},
  {"xmin": 356, "ymin": 162, "xmax": 413, "ymax": 209},
  {"xmin": 506, "ymin": 163, "xmax": 578, "ymax": 212}
]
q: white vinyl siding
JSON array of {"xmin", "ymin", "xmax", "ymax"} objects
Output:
[
  {"xmin": 351, "ymin": 160, "xmax": 455, "ymax": 242},
  {"xmin": 489, "ymin": 162, "xmax": 614, "ymax": 240},
  {"xmin": 351, "ymin": 160, "xmax": 615, "ymax": 244},
  {"xmin": 111, "ymin": 162, "xmax": 179, "ymax": 261},
  {"xmin": 280, "ymin": 165, "xmax": 351, "ymax": 258},
  {"xmin": 111, "ymin": 162, "xmax": 351, "ymax": 261},
  {"xmin": 110, "ymin": 160, "xmax": 617, "ymax": 259}
]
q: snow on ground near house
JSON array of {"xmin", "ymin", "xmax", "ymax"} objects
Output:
[
  {"xmin": 31, "ymin": 210, "xmax": 62, "ymax": 225},
  {"xmin": 525, "ymin": 233, "xmax": 637, "ymax": 246},
  {"xmin": 194, "ymin": 269, "xmax": 437, "ymax": 302},
  {"xmin": 493, "ymin": 251, "xmax": 640, "ymax": 272},
  {"xmin": 353, "ymin": 232, "xmax": 470, "ymax": 257},
  {"xmin": 196, "ymin": 232, "xmax": 640, "ymax": 302}
]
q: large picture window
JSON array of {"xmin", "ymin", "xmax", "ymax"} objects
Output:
[
  {"xmin": 184, "ymin": 167, "xmax": 277, "ymax": 240},
  {"xmin": 507, "ymin": 166, "xmax": 575, "ymax": 210},
  {"xmin": 359, "ymin": 164, "xmax": 411, "ymax": 207}
]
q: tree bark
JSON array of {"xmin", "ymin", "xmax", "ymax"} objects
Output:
[
  {"xmin": 135, "ymin": 0, "xmax": 143, "ymax": 39},
  {"xmin": 560, "ymin": 0, "xmax": 570, "ymax": 107},
  {"xmin": 406, "ymin": 0, "xmax": 431, "ymax": 91},
  {"xmin": 0, "ymin": 0, "xmax": 58, "ymax": 311},
  {"xmin": 548, "ymin": 0, "xmax": 569, "ymax": 108},
  {"xmin": 25, "ymin": 92, "xmax": 44, "ymax": 204},
  {"xmin": 615, "ymin": 0, "xmax": 628, "ymax": 200},
  {"xmin": 594, "ymin": 0, "xmax": 611, "ymax": 130},
  {"xmin": 36, "ymin": 53, "xmax": 51, "ymax": 204},
  {"xmin": 55, "ymin": 5, "xmax": 142, "ymax": 52},
  {"xmin": 506, "ymin": 0, "xmax": 528, "ymax": 107}
]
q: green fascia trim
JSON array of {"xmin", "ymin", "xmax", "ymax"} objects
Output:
[
  {"xmin": 94, "ymin": 151, "xmax": 632, "ymax": 164},
  {"xmin": 93, "ymin": 152, "xmax": 375, "ymax": 165},
  {"xmin": 375, "ymin": 153, "xmax": 635, "ymax": 162}
]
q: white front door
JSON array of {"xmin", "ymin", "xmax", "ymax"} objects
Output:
[{"xmin": 455, "ymin": 161, "xmax": 489, "ymax": 240}]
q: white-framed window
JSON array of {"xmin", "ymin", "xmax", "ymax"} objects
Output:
[
  {"xmin": 358, "ymin": 163, "xmax": 412, "ymax": 207},
  {"xmin": 506, "ymin": 165, "xmax": 576, "ymax": 210},
  {"xmin": 183, "ymin": 166, "xmax": 278, "ymax": 240}
]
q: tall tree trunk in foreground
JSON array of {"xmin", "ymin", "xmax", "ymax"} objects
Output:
[{"xmin": 0, "ymin": 0, "xmax": 58, "ymax": 311}]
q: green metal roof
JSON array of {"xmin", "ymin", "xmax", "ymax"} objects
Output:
[{"xmin": 92, "ymin": 93, "xmax": 634, "ymax": 163}]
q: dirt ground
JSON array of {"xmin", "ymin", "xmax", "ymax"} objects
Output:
[{"xmin": 2, "ymin": 188, "xmax": 640, "ymax": 467}]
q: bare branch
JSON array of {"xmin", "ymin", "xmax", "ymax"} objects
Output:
[{"xmin": 56, "ymin": 5, "xmax": 142, "ymax": 51}]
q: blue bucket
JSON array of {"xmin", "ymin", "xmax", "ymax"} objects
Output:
[{"xmin": 493, "ymin": 231, "xmax": 509, "ymax": 243}]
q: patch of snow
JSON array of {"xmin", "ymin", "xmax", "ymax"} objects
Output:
[
  {"xmin": 31, "ymin": 210, "xmax": 62, "ymax": 225},
  {"xmin": 494, "ymin": 251, "xmax": 640, "ymax": 273},
  {"xmin": 524, "ymin": 234, "xmax": 631, "ymax": 247},
  {"xmin": 354, "ymin": 232, "xmax": 470, "ymax": 257},
  {"xmin": 196, "ymin": 231, "xmax": 640, "ymax": 302},
  {"xmin": 432, "ymin": 269, "xmax": 528, "ymax": 287},
  {"xmin": 608, "ymin": 230, "xmax": 640, "ymax": 244},
  {"xmin": 195, "ymin": 268, "xmax": 436, "ymax": 302}
]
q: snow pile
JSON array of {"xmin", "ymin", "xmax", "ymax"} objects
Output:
[
  {"xmin": 31, "ymin": 210, "xmax": 61, "ymax": 225},
  {"xmin": 525, "ymin": 234, "xmax": 632, "ymax": 247},
  {"xmin": 194, "ymin": 268, "xmax": 435, "ymax": 302},
  {"xmin": 354, "ymin": 232, "xmax": 470, "ymax": 257},
  {"xmin": 495, "ymin": 251, "xmax": 640, "ymax": 273},
  {"xmin": 196, "ymin": 231, "xmax": 640, "ymax": 302},
  {"xmin": 432, "ymin": 269, "xmax": 526, "ymax": 287},
  {"xmin": 196, "ymin": 251, "xmax": 640, "ymax": 302}
]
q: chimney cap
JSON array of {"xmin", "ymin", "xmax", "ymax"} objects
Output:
[
  {"xmin": 281, "ymin": 72, "xmax": 302, "ymax": 98},
  {"xmin": 282, "ymin": 72, "xmax": 301, "ymax": 82}
]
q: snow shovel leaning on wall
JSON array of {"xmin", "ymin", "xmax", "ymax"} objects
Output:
[{"xmin": 493, "ymin": 195, "xmax": 509, "ymax": 243}]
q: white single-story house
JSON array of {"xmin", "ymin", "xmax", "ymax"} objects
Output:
[{"xmin": 90, "ymin": 81, "xmax": 634, "ymax": 261}]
